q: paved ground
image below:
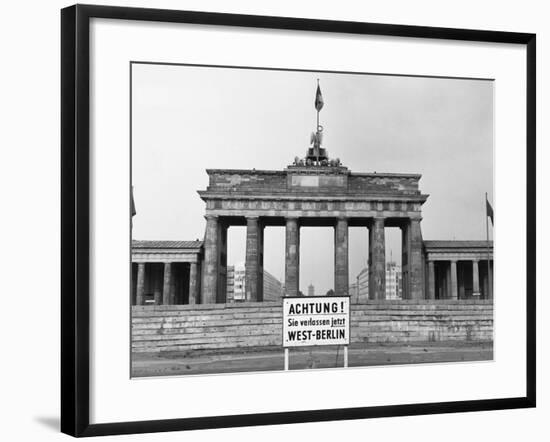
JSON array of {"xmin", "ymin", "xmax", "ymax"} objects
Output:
[{"xmin": 131, "ymin": 341, "xmax": 493, "ymax": 377}]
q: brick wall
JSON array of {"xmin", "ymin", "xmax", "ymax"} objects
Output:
[{"xmin": 132, "ymin": 300, "xmax": 493, "ymax": 353}]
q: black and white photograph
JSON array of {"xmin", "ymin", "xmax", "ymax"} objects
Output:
[
  {"xmin": 0, "ymin": 0, "xmax": 544, "ymax": 440},
  {"xmin": 130, "ymin": 63, "xmax": 494, "ymax": 377}
]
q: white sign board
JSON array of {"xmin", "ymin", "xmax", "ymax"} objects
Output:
[{"xmin": 283, "ymin": 296, "xmax": 350, "ymax": 348}]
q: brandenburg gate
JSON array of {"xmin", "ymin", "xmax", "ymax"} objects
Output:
[
  {"xmin": 198, "ymin": 147, "xmax": 429, "ymax": 303},
  {"xmin": 132, "ymin": 84, "xmax": 493, "ymax": 307}
]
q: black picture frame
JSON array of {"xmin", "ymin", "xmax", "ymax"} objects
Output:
[{"xmin": 61, "ymin": 4, "xmax": 536, "ymax": 437}]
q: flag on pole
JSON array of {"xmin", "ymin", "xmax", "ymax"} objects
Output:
[
  {"xmin": 131, "ymin": 186, "xmax": 137, "ymax": 217},
  {"xmin": 315, "ymin": 84, "xmax": 324, "ymax": 112},
  {"xmin": 486, "ymin": 197, "xmax": 493, "ymax": 225}
]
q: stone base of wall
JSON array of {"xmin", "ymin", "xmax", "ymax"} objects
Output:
[{"xmin": 132, "ymin": 300, "xmax": 493, "ymax": 353}]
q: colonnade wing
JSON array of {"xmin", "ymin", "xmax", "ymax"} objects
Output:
[
  {"xmin": 424, "ymin": 242, "xmax": 494, "ymax": 300},
  {"xmin": 131, "ymin": 241, "xmax": 203, "ymax": 306}
]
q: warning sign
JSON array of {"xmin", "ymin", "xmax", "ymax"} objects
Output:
[{"xmin": 283, "ymin": 296, "xmax": 350, "ymax": 348}]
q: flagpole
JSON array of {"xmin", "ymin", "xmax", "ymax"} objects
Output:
[
  {"xmin": 316, "ymin": 79, "xmax": 320, "ymax": 164},
  {"xmin": 486, "ymin": 192, "xmax": 492, "ymax": 300},
  {"xmin": 316, "ymin": 79, "xmax": 320, "ymax": 130}
]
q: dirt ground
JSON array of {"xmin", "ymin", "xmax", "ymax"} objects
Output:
[{"xmin": 131, "ymin": 341, "xmax": 493, "ymax": 377}]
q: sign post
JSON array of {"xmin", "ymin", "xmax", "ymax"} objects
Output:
[
  {"xmin": 283, "ymin": 296, "xmax": 350, "ymax": 370},
  {"xmin": 284, "ymin": 348, "xmax": 289, "ymax": 371}
]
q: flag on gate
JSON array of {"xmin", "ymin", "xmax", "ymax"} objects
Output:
[
  {"xmin": 486, "ymin": 197, "xmax": 493, "ymax": 225},
  {"xmin": 315, "ymin": 83, "xmax": 324, "ymax": 112}
]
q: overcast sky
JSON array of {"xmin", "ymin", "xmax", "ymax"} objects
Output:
[{"xmin": 132, "ymin": 63, "xmax": 493, "ymax": 295}]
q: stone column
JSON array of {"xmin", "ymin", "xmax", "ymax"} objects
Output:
[
  {"xmin": 153, "ymin": 265, "xmax": 163, "ymax": 305},
  {"xmin": 408, "ymin": 219, "xmax": 424, "ymax": 299},
  {"xmin": 136, "ymin": 263, "xmax": 145, "ymax": 306},
  {"xmin": 482, "ymin": 270, "xmax": 488, "ymax": 300},
  {"xmin": 401, "ymin": 224, "xmax": 410, "ymax": 299},
  {"xmin": 202, "ymin": 215, "xmax": 219, "ymax": 304},
  {"xmin": 245, "ymin": 216, "xmax": 261, "ymax": 302},
  {"xmin": 369, "ymin": 217, "xmax": 386, "ymax": 300},
  {"xmin": 445, "ymin": 264, "xmax": 451, "ymax": 299},
  {"xmin": 458, "ymin": 264, "xmax": 465, "ymax": 299},
  {"xmin": 162, "ymin": 262, "xmax": 172, "ymax": 305},
  {"xmin": 189, "ymin": 262, "xmax": 199, "ymax": 305},
  {"xmin": 217, "ymin": 222, "xmax": 228, "ymax": 303},
  {"xmin": 285, "ymin": 218, "xmax": 300, "ymax": 297},
  {"xmin": 427, "ymin": 260, "xmax": 435, "ymax": 300},
  {"xmin": 334, "ymin": 217, "xmax": 349, "ymax": 296},
  {"xmin": 450, "ymin": 260, "xmax": 458, "ymax": 300},
  {"xmin": 472, "ymin": 260, "xmax": 480, "ymax": 297},
  {"xmin": 258, "ymin": 224, "xmax": 264, "ymax": 302}
]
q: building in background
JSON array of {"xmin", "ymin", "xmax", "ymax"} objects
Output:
[
  {"xmin": 356, "ymin": 267, "xmax": 369, "ymax": 302},
  {"xmin": 386, "ymin": 261, "xmax": 403, "ymax": 300},
  {"xmin": 226, "ymin": 263, "xmax": 246, "ymax": 302},
  {"xmin": 227, "ymin": 263, "xmax": 284, "ymax": 303},
  {"xmin": 263, "ymin": 271, "xmax": 285, "ymax": 302},
  {"xmin": 307, "ymin": 283, "xmax": 315, "ymax": 297},
  {"xmin": 349, "ymin": 282, "xmax": 359, "ymax": 303},
  {"xmin": 355, "ymin": 262, "xmax": 402, "ymax": 301}
]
